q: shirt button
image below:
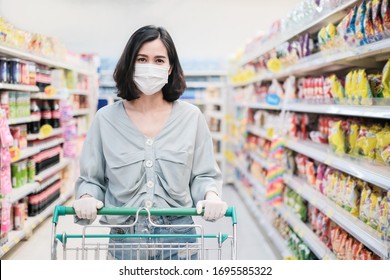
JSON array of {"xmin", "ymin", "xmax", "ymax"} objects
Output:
[
  {"xmin": 145, "ymin": 200, "xmax": 153, "ymax": 208},
  {"xmin": 147, "ymin": 180, "xmax": 154, "ymax": 188},
  {"xmin": 146, "ymin": 139, "xmax": 153, "ymax": 146},
  {"xmin": 145, "ymin": 160, "xmax": 153, "ymax": 168}
]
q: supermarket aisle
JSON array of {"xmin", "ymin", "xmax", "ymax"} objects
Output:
[{"xmin": 3, "ymin": 184, "xmax": 278, "ymax": 260}]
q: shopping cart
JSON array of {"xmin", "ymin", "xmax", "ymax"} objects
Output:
[{"xmin": 51, "ymin": 206, "xmax": 237, "ymax": 260}]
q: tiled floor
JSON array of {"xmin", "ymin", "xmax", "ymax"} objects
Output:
[{"xmin": 3, "ymin": 185, "xmax": 278, "ymax": 260}]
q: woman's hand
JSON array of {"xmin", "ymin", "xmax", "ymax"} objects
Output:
[
  {"xmin": 196, "ymin": 191, "xmax": 228, "ymax": 222},
  {"xmin": 73, "ymin": 195, "xmax": 104, "ymax": 221}
]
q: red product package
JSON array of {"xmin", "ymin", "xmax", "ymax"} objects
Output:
[
  {"xmin": 344, "ymin": 237, "xmax": 354, "ymax": 259},
  {"xmin": 295, "ymin": 154, "xmax": 308, "ymax": 178},
  {"xmin": 315, "ymin": 163, "xmax": 327, "ymax": 193},
  {"xmin": 305, "ymin": 160, "xmax": 316, "ymax": 186},
  {"xmin": 352, "ymin": 240, "xmax": 364, "ymax": 259},
  {"xmin": 373, "ymin": 0, "xmax": 385, "ymax": 40},
  {"xmin": 319, "ymin": 214, "xmax": 332, "ymax": 249}
]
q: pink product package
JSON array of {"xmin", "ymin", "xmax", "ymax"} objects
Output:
[{"xmin": 63, "ymin": 140, "xmax": 77, "ymax": 158}]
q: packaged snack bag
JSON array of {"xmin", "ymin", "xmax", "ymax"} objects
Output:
[
  {"xmin": 382, "ymin": 59, "xmax": 390, "ymax": 98},
  {"xmin": 351, "ymin": 70, "xmax": 360, "ymax": 104},
  {"xmin": 355, "ymin": 1, "xmax": 368, "ymax": 45},
  {"xmin": 348, "ymin": 123, "xmax": 360, "ymax": 155},
  {"xmin": 375, "ymin": 126, "xmax": 390, "ymax": 164},
  {"xmin": 315, "ymin": 163, "xmax": 327, "ymax": 193},
  {"xmin": 382, "ymin": 0, "xmax": 390, "ymax": 36},
  {"xmin": 358, "ymin": 248, "xmax": 373, "ymax": 260},
  {"xmin": 345, "ymin": 6, "xmax": 358, "ymax": 45},
  {"xmin": 364, "ymin": 1, "xmax": 376, "ymax": 43},
  {"xmin": 352, "ymin": 240, "xmax": 364, "ymax": 259},
  {"xmin": 344, "ymin": 177, "xmax": 361, "ymax": 217},
  {"xmin": 368, "ymin": 73, "xmax": 384, "ymax": 98},
  {"xmin": 357, "ymin": 69, "xmax": 373, "ymax": 105},
  {"xmin": 356, "ymin": 124, "xmax": 381, "ymax": 159},
  {"xmin": 369, "ymin": 189, "xmax": 383, "ymax": 230},
  {"xmin": 305, "ymin": 160, "xmax": 316, "ymax": 186},
  {"xmin": 329, "ymin": 120, "xmax": 346, "ymax": 154},
  {"xmin": 345, "ymin": 71, "xmax": 353, "ymax": 100},
  {"xmin": 345, "ymin": 237, "xmax": 354, "ymax": 259},
  {"xmin": 378, "ymin": 191, "xmax": 389, "ymax": 239},
  {"xmin": 359, "ymin": 185, "xmax": 372, "ymax": 223},
  {"xmin": 329, "ymin": 75, "xmax": 345, "ymax": 103},
  {"xmin": 373, "ymin": 0, "xmax": 385, "ymax": 40},
  {"xmin": 319, "ymin": 214, "xmax": 332, "ymax": 249}
]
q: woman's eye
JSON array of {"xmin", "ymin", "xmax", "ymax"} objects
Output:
[
  {"xmin": 156, "ymin": 59, "xmax": 165, "ymax": 64},
  {"xmin": 137, "ymin": 57, "xmax": 147, "ymax": 62}
]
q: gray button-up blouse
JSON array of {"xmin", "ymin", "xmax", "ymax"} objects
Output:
[{"xmin": 75, "ymin": 99, "xmax": 222, "ymax": 224}]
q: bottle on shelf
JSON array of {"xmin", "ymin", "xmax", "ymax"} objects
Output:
[
  {"xmin": 51, "ymin": 100, "xmax": 60, "ymax": 128},
  {"xmin": 40, "ymin": 100, "xmax": 52, "ymax": 126},
  {"xmin": 28, "ymin": 100, "xmax": 41, "ymax": 134}
]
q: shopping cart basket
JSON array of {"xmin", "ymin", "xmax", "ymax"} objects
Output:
[{"xmin": 51, "ymin": 206, "xmax": 237, "ymax": 260}]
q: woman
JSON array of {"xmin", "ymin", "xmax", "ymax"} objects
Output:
[{"xmin": 72, "ymin": 25, "xmax": 228, "ymax": 259}]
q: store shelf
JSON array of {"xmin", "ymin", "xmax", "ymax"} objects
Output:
[
  {"xmin": 72, "ymin": 108, "xmax": 90, "ymax": 116},
  {"xmin": 236, "ymin": 163, "xmax": 265, "ymax": 196},
  {"xmin": 284, "ymin": 138, "xmax": 390, "ymax": 191},
  {"xmin": 204, "ymin": 98, "xmax": 223, "ymax": 105},
  {"xmin": 246, "ymin": 125, "xmax": 272, "ymax": 141},
  {"xmin": 239, "ymin": 0, "xmax": 360, "ymax": 66},
  {"xmin": 11, "ymin": 147, "xmax": 40, "ymax": 163},
  {"xmin": 0, "ymin": 83, "xmax": 39, "ymax": 92},
  {"xmin": 26, "ymin": 128, "xmax": 64, "ymax": 141},
  {"xmin": 206, "ymin": 111, "xmax": 224, "ymax": 119},
  {"xmin": 284, "ymin": 174, "xmax": 389, "ymax": 259},
  {"xmin": 233, "ymin": 181, "xmax": 293, "ymax": 259},
  {"xmin": 8, "ymin": 115, "xmax": 40, "ymax": 125},
  {"xmin": 248, "ymin": 151, "xmax": 271, "ymax": 170},
  {"xmin": 34, "ymin": 158, "xmax": 71, "ymax": 182},
  {"xmin": 7, "ymin": 182, "xmax": 40, "ymax": 204},
  {"xmin": 211, "ymin": 131, "xmax": 224, "ymax": 140},
  {"xmin": 186, "ymin": 82, "xmax": 225, "ymax": 88},
  {"xmin": 0, "ymin": 189, "xmax": 73, "ymax": 258},
  {"xmin": 0, "ymin": 45, "xmax": 95, "ymax": 75},
  {"xmin": 247, "ymin": 102, "xmax": 282, "ymax": 110},
  {"xmin": 285, "ymin": 101, "xmax": 390, "ymax": 119},
  {"xmin": 274, "ymin": 204, "xmax": 337, "ymax": 260},
  {"xmin": 184, "ymin": 70, "xmax": 226, "ymax": 76},
  {"xmin": 30, "ymin": 92, "xmax": 63, "ymax": 100}
]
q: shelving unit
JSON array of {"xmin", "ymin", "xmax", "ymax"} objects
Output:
[
  {"xmin": 229, "ymin": 0, "xmax": 390, "ymax": 260},
  {"xmin": 183, "ymin": 70, "xmax": 229, "ymax": 183},
  {"xmin": 0, "ymin": 39, "xmax": 98, "ymax": 258}
]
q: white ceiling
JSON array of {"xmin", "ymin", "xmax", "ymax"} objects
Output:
[{"xmin": 1, "ymin": 0, "xmax": 301, "ymax": 67}]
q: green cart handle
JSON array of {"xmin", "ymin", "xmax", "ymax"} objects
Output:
[{"xmin": 52, "ymin": 205, "xmax": 237, "ymax": 225}]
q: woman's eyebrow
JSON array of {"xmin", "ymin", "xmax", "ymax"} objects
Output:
[{"xmin": 137, "ymin": 53, "xmax": 167, "ymax": 59}]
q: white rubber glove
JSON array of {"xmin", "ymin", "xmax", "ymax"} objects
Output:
[
  {"xmin": 73, "ymin": 195, "xmax": 104, "ymax": 221},
  {"xmin": 196, "ymin": 191, "xmax": 228, "ymax": 222}
]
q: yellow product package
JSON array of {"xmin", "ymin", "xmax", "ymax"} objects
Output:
[
  {"xmin": 357, "ymin": 69, "xmax": 373, "ymax": 105},
  {"xmin": 356, "ymin": 124, "xmax": 381, "ymax": 159},
  {"xmin": 329, "ymin": 120, "xmax": 346, "ymax": 154},
  {"xmin": 369, "ymin": 189, "xmax": 383, "ymax": 231},
  {"xmin": 359, "ymin": 185, "xmax": 372, "ymax": 224},
  {"xmin": 348, "ymin": 123, "xmax": 360, "ymax": 155},
  {"xmin": 345, "ymin": 71, "xmax": 353, "ymax": 100},
  {"xmin": 378, "ymin": 191, "xmax": 389, "ymax": 239},
  {"xmin": 351, "ymin": 70, "xmax": 359, "ymax": 104},
  {"xmin": 376, "ymin": 125, "xmax": 390, "ymax": 165},
  {"xmin": 344, "ymin": 177, "xmax": 360, "ymax": 217},
  {"xmin": 329, "ymin": 75, "xmax": 345, "ymax": 103},
  {"xmin": 382, "ymin": 59, "xmax": 390, "ymax": 98}
]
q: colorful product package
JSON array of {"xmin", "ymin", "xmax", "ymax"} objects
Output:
[
  {"xmin": 329, "ymin": 120, "xmax": 346, "ymax": 154},
  {"xmin": 364, "ymin": 0, "xmax": 376, "ymax": 43},
  {"xmin": 344, "ymin": 177, "xmax": 361, "ymax": 217},
  {"xmin": 369, "ymin": 189, "xmax": 383, "ymax": 230},
  {"xmin": 329, "ymin": 75, "xmax": 345, "ymax": 103},
  {"xmin": 355, "ymin": 124, "xmax": 381, "ymax": 159},
  {"xmin": 355, "ymin": 1, "xmax": 368, "ymax": 45},
  {"xmin": 375, "ymin": 125, "xmax": 390, "ymax": 164},
  {"xmin": 378, "ymin": 191, "xmax": 389, "ymax": 240},
  {"xmin": 357, "ymin": 69, "xmax": 374, "ymax": 105},
  {"xmin": 368, "ymin": 73, "xmax": 384, "ymax": 98},
  {"xmin": 382, "ymin": 0, "xmax": 390, "ymax": 36},
  {"xmin": 315, "ymin": 163, "xmax": 327, "ymax": 194},
  {"xmin": 373, "ymin": 0, "xmax": 385, "ymax": 40},
  {"xmin": 359, "ymin": 185, "xmax": 372, "ymax": 223},
  {"xmin": 382, "ymin": 59, "xmax": 390, "ymax": 98},
  {"xmin": 348, "ymin": 123, "xmax": 360, "ymax": 155}
]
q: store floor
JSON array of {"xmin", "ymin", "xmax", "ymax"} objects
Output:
[{"xmin": 3, "ymin": 184, "xmax": 278, "ymax": 260}]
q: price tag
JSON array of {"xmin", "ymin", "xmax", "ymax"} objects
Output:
[
  {"xmin": 44, "ymin": 85, "xmax": 57, "ymax": 97},
  {"xmin": 13, "ymin": 236, "xmax": 20, "ymax": 243},
  {"xmin": 39, "ymin": 124, "xmax": 53, "ymax": 139},
  {"xmin": 266, "ymin": 58, "xmax": 282, "ymax": 73},
  {"xmin": 10, "ymin": 147, "xmax": 21, "ymax": 162},
  {"xmin": 267, "ymin": 128, "xmax": 274, "ymax": 139}
]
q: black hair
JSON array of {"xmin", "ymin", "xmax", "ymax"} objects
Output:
[{"xmin": 113, "ymin": 25, "xmax": 186, "ymax": 101}]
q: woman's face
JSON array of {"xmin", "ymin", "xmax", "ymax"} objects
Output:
[{"xmin": 136, "ymin": 39, "xmax": 171, "ymax": 70}]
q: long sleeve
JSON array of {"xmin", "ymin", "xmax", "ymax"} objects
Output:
[
  {"xmin": 75, "ymin": 111, "xmax": 107, "ymax": 203},
  {"xmin": 190, "ymin": 114, "xmax": 222, "ymax": 205}
]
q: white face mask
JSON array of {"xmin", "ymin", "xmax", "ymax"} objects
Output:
[{"xmin": 133, "ymin": 64, "xmax": 169, "ymax": 95}]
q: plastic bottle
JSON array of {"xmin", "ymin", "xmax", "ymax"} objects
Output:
[
  {"xmin": 28, "ymin": 100, "xmax": 41, "ymax": 134},
  {"xmin": 40, "ymin": 100, "xmax": 52, "ymax": 126},
  {"xmin": 51, "ymin": 100, "xmax": 60, "ymax": 128}
]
